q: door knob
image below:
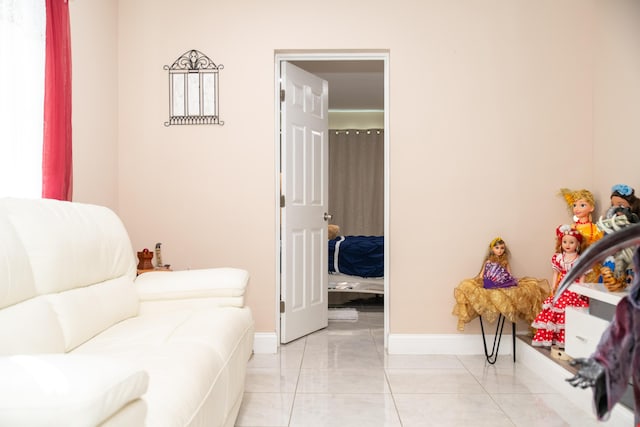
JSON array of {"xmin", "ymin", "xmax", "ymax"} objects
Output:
[{"xmin": 324, "ymin": 212, "xmax": 332, "ymax": 221}]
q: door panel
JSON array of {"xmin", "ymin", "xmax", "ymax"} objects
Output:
[{"xmin": 280, "ymin": 62, "xmax": 329, "ymax": 344}]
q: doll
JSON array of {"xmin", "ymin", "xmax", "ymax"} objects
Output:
[
  {"xmin": 557, "ymin": 223, "xmax": 640, "ymax": 425},
  {"xmin": 479, "ymin": 237, "xmax": 517, "ymax": 289},
  {"xmin": 531, "ymin": 225, "xmax": 589, "ymax": 348},
  {"xmin": 560, "ymin": 188, "xmax": 603, "ymax": 283},
  {"xmin": 559, "ymin": 188, "xmax": 604, "ymax": 248},
  {"xmin": 606, "ymin": 184, "xmax": 640, "ymax": 223},
  {"xmin": 598, "ymin": 184, "xmax": 640, "ymax": 291},
  {"xmin": 453, "ymin": 237, "xmax": 549, "ymax": 331}
]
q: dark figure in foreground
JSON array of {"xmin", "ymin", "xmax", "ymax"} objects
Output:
[{"xmin": 554, "ymin": 222, "xmax": 640, "ymax": 424}]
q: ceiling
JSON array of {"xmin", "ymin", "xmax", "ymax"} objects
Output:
[{"xmin": 290, "ymin": 60, "xmax": 384, "ymax": 111}]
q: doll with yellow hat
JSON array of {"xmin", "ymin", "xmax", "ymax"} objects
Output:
[{"xmin": 559, "ymin": 188, "xmax": 604, "ymax": 247}]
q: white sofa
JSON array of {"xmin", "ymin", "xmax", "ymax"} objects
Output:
[{"xmin": 0, "ymin": 198, "xmax": 255, "ymax": 427}]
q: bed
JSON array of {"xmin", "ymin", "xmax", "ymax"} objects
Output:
[{"xmin": 328, "ymin": 235, "xmax": 384, "ymax": 294}]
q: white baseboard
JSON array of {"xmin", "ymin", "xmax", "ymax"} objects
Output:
[
  {"xmin": 254, "ymin": 332, "xmax": 517, "ymax": 356},
  {"xmin": 252, "ymin": 333, "xmax": 506, "ymax": 356},
  {"xmin": 253, "ymin": 332, "xmax": 278, "ymax": 354},
  {"xmin": 387, "ymin": 333, "xmax": 516, "ymax": 355}
]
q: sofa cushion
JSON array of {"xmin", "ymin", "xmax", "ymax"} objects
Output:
[
  {"xmin": 0, "ymin": 296, "xmax": 66, "ymax": 355},
  {"xmin": 135, "ymin": 268, "xmax": 250, "ymax": 313},
  {"xmin": 0, "ymin": 198, "xmax": 137, "ymax": 294},
  {"xmin": 0, "ymin": 210, "xmax": 36, "ymax": 310},
  {"xmin": 0, "ymin": 198, "xmax": 140, "ymax": 350},
  {"xmin": 100, "ymin": 399, "xmax": 148, "ymax": 427},
  {"xmin": 74, "ymin": 307, "xmax": 254, "ymax": 426},
  {"xmin": 48, "ymin": 276, "xmax": 140, "ymax": 351},
  {"xmin": 0, "ymin": 354, "xmax": 149, "ymax": 427}
]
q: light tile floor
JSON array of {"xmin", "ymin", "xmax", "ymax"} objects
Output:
[{"xmin": 235, "ymin": 310, "xmax": 606, "ymax": 427}]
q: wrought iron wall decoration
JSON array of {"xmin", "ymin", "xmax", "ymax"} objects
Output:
[{"xmin": 164, "ymin": 50, "xmax": 224, "ymax": 126}]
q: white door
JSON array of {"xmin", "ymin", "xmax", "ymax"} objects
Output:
[{"xmin": 280, "ymin": 62, "xmax": 329, "ymax": 344}]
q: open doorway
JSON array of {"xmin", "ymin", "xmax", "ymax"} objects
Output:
[{"xmin": 275, "ymin": 52, "xmax": 389, "ymax": 348}]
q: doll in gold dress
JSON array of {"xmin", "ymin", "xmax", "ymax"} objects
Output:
[{"xmin": 452, "ymin": 237, "xmax": 550, "ymax": 331}]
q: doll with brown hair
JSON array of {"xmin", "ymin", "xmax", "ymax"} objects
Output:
[
  {"xmin": 597, "ymin": 184, "xmax": 640, "ymax": 291},
  {"xmin": 606, "ymin": 184, "xmax": 640, "ymax": 223},
  {"xmin": 452, "ymin": 237, "xmax": 549, "ymax": 331},
  {"xmin": 531, "ymin": 225, "xmax": 589, "ymax": 349}
]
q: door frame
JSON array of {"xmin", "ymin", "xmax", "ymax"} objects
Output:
[{"xmin": 274, "ymin": 51, "xmax": 390, "ymax": 348}]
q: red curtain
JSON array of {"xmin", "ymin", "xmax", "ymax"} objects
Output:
[{"xmin": 42, "ymin": 0, "xmax": 72, "ymax": 201}]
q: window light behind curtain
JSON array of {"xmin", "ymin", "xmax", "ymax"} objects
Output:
[
  {"xmin": 0, "ymin": 0, "xmax": 46, "ymax": 198},
  {"xmin": 0, "ymin": 0, "xmax": 72, "ymax": 200}
]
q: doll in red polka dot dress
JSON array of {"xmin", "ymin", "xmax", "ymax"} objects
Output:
[{"xmin": 531, "ymin": 224, "xmax": 589, "ymax": 348}]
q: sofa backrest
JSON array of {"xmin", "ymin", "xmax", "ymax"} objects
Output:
[{"xmin": 0, "ymin": 198, "xmax": 139, "ymax": 355}]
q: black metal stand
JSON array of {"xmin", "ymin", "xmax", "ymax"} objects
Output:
[{"xmin": 479, "ymin": 314, "xmax": 516, "ymax": 364}]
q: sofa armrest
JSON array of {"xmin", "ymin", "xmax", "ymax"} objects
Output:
[
  {"xmin": 135, "ymin": 267, "xmax": 250, "ymax": 309},
  {"xmin": 0, "ymin": 354, "xmax": 148, "ymax": 427}
]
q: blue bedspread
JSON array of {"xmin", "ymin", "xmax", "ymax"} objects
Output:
[{"xmin": 328, "ymin": 235, "xmax": 384, "ymax": 278}]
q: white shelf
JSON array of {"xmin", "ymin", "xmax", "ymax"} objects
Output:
[
  {"xmin": 516, "ymin": 337, "xmax": 634, "ymax": 425},
  {"xmin": 569, "ymin": 282, "xmax": 627, "ymax": 306}
]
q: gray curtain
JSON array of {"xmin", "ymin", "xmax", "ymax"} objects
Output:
[{"xmin": 328, "ymin": 129, "xmax": 384, "ymax": 236}]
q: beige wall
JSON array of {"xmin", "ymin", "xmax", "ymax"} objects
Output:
[
  {"xmin": 70, "ymin": 0, "xmax": 119, "ymax": 210},
  {"xmin": 69, "ymin": 0, "xmax": 640, "ymax": 339},
  {"xmin": 592, "ymin": 0, "xmax": 640, "ymax": 203}
]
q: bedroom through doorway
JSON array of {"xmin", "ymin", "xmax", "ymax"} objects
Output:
[{"xmin": 277, "ymin": 52, "xmax": 389, "ymax": 346}]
